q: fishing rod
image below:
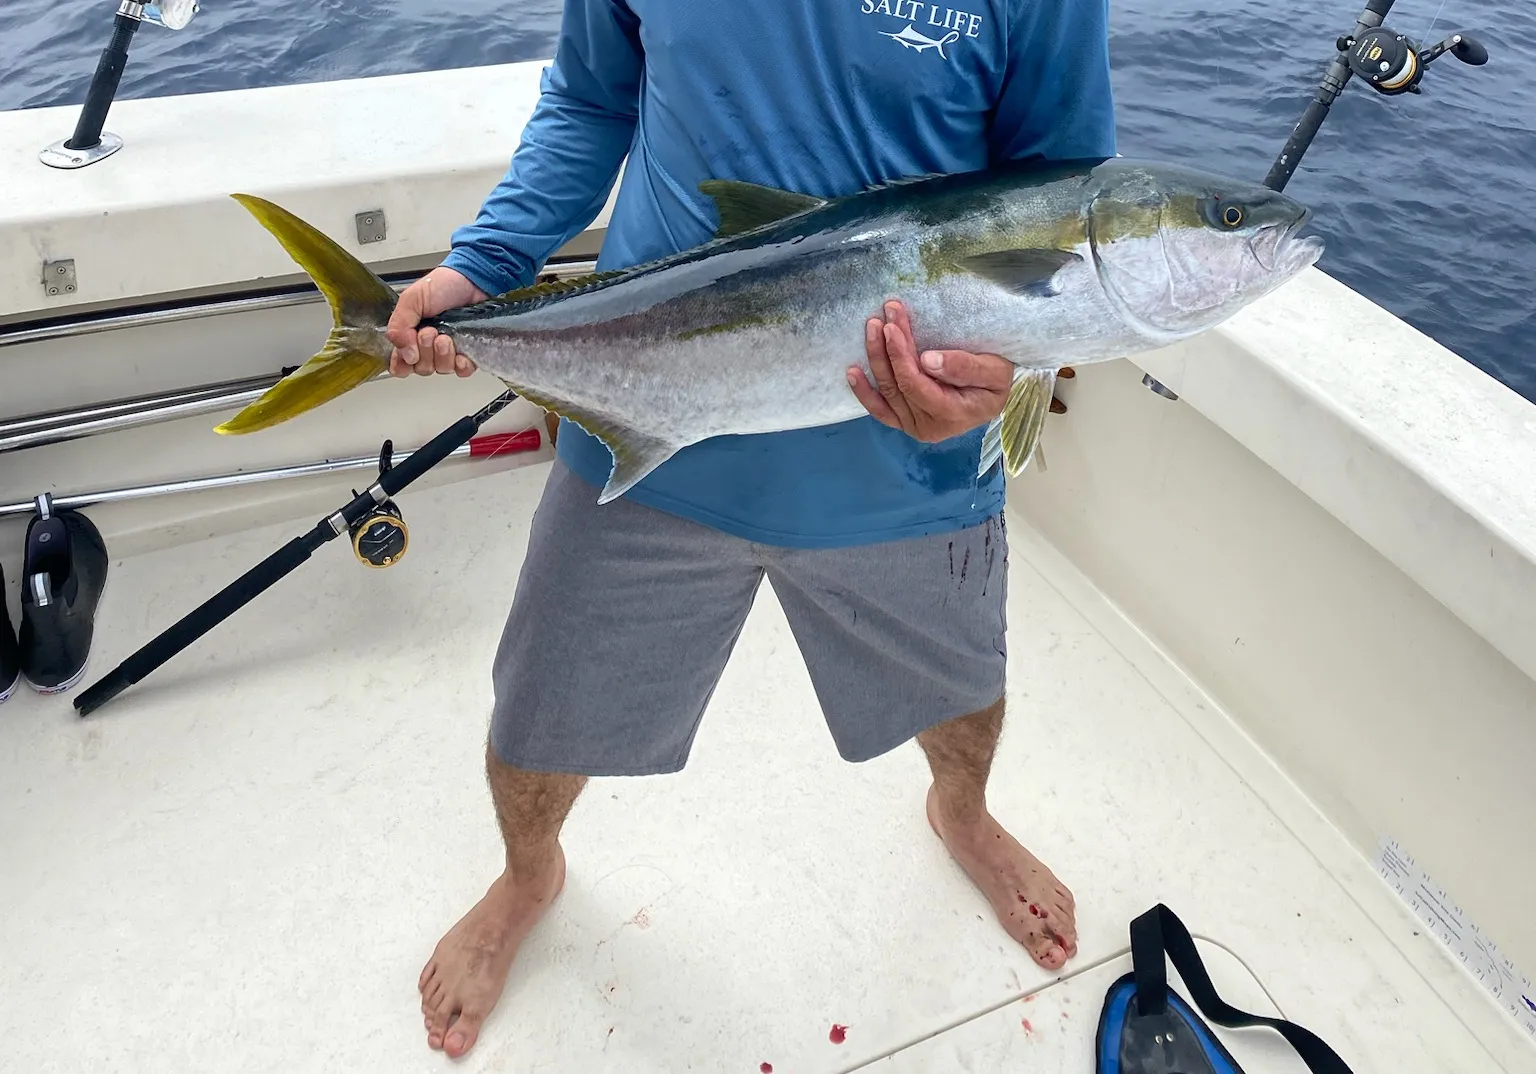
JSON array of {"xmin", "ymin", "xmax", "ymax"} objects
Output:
[
  {"xmin": 1263, "ymin": 0, "xmax": 1489, "ymax": 192},
  {"xmin": 1145, "ymin": 0, "xmax": 1492, "ymax": 401},
  {"xmin": 72, "ymin": 389, "xmax": 528, "ymax": 716}
]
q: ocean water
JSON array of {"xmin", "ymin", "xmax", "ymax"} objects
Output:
[{"xmin": 3, "ymin": 0, "xmax": 1533, "ymax": 402}]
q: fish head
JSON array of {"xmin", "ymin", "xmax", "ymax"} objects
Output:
[{"xmin": 1086, "ymin": 160, "xmax": 1324, "ymax": 341}]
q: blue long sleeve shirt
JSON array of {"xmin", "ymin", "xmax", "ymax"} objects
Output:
[{"xmin": 442, "ymin": 0, "xmax": 1117, "ymax": 548}]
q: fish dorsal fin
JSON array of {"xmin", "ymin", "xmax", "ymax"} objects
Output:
[
  {"xmin": 492, "ymin": 271, "xmax": 626, "ymax": 303},
  {"xmin": 862, "ymin": 172, "xmax": 946, "ymax": 193},
  {"xmin": 698, "ymin": 179, "xmax": 826, "ymax": 238},
  {"xmin": 978, "ymin": 367, "xmax": 1056, "ymax": 478},
  {"xmin": 506, "ymin": 382, "xmax": 685, "ymax": 504},
  {"xmin": 959, "ymin": 249, "xmax": 1083, "ymax": 298},
  {"xmin": 433, "ymin": 270, "xmax": 632, "ymax": 322}
]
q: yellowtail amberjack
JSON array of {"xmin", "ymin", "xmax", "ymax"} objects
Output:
[{"xmin": 218, "ymin": 157, "xmax": 1322, "ymax": 503}]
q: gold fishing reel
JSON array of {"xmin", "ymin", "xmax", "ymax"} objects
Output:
[{"xmin": 349, "ymin": 439, "xmax": 411, "ymax": 569}]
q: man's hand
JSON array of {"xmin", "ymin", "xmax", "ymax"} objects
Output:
[
  {"xmin": 847, "ymin": 300, "xmax": 1015, "ymax": 443},
  {"xmin": 386, "ymin": 266, "xmax": 490, "ymax": 378}
]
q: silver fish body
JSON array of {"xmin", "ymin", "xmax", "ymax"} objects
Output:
[{"xmin": 221, "ymin": 157, "xmax": 1323, "ymax": 500}]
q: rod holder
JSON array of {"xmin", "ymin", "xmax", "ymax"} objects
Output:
[{"xmin": 39, "ymin": 0, "xmax": 201, "ymax": 170}]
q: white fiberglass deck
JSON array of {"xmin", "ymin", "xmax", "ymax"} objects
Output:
[{"xmin": 0, "ymin": 460, "xmax": 1510, "ymax": 1073}]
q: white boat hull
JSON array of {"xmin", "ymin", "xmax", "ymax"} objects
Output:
[{"xmin": 2, "ymin": 60, "xmax": 1534, "ymax": 1073}]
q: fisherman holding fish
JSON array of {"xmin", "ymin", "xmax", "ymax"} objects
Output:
[
  {"xmin": 401, "ymin": 0, "xmax": 1100, "ymax": 1045},
  {"xmin": 216, "ymin": 0, "xmax": 1318, "ymax": 1059}
]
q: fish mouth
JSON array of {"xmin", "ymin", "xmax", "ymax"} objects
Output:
[{"xmin": 1251, "ymin": 208, "xmax": 1324, "ymax": 275}]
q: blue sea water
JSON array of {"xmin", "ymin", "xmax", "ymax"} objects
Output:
[{"xmin": 3, "ymin": 0, "xmax": 1533, "ymax": 402}]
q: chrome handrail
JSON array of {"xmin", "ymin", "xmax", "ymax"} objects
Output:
[
  {"xmin": 0, "ymin": 428, "xmax": 542, "ymax": 518},
  {"xmin": 0, "ymin": 259, "xmax": 599, "ymax": 347},
  {"xmin": 0, "ymin": 287, "xmax": 335, "ymax": 348},
  {"xmin": 0, "ymin": 372, "xmax": 400, "ymax": 455}
]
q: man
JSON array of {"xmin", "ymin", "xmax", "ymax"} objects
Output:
[{"xmin": 390, "ymin": 0, "xmax": 1115, "ymax": 1058}]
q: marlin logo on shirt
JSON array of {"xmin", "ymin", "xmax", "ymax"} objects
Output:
[
  {"xmin": 879, "ymin": 23, "xmax": 961, "ymax": 58},
  {"xmin": 861, "ymin": 1, "xmax": 985, "ymax": 61}
]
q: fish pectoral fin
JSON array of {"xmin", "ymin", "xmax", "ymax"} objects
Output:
[
  {"xmin": 979, "ymin": 367, "xmax": 1056, "ymax": 479},
  {"xmin": 978, "ymin": 412, "xmax": 1005, "ymax": 479},
  {"xmin": 958, "ymin": 249, "xmax": 1083, "ymax": 298},
  {"xmin": 698, "ymin": 179, "xmax": 826, "ymax": 238},
  {"xmin": 509, "ymin": 385, "xmax": 683, "ymax": 505}
]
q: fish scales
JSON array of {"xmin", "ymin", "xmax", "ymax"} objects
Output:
[
  {"xmin": 432, "ymin": 169, "xmax": 1116, "ymax": 442},
  {"xmin": 216, "ymin": 157, "xmax": 1323, "ymax": 501}
]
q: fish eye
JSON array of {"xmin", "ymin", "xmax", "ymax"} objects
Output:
[{"xmin": 1198, "ymin": 196, "xmax": 1250, "ymax": 232}]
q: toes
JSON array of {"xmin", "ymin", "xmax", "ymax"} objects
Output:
[
  {"xmin": 419, "ymin": 960, "xmax": 437, "ymax": 993},
  {"xmin": 425, "ymin": 994, "xmax": 455, "ymax": 1051},
  {"xmin": 444, "ymin": 1008, "xmax": 486, "ymax": 1058},
  {"xmin": 1045, "ymin": 902, "xmax": 1078, "ymax": 957},
  {"xmin": 1048, "ymin": 920, "xmax": 1078, "ymax": 959},
  {"xmin": 1028, "ymin": 934, "xmax": 1069, "ymax": 970}
]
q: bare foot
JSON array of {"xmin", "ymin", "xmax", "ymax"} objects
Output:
[
  {"xmin": 926, "ymin": 786, "xmax": 1078, "ymax": 970},
  {"xmin": 418, "ymin": 849, "xmax": 566, "ymax": 1058}
]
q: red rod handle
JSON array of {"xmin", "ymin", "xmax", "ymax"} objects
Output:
[{"xmin": 467, "ymin": 429, "xmax": 543, "ymax": 458}]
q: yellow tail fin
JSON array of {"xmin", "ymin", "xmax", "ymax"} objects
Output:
[{"xmin": 214, "ymin": 193, "xmax": 399, "ymax": 435}]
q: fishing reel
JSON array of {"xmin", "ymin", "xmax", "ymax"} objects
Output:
[
  {"xmin": 1262, "ymin": 1, "xmax": 1492, "ymax": 192},
  {"xmin": 1338, "ymin": 25, "xmax": 1488, "ymax": 96},
  {"xmin": 349, "ymin": 440, "xmax": 410, "ymax": 568}
]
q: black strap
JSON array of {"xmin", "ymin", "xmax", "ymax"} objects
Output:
[{"xmin": 1130, "ymin": 904, "xmax": 1356, "ymax": 1074}]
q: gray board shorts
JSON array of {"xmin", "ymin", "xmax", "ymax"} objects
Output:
[{"xmin": 489, "ymin": 459, "xmax": 1009, "ymax": 776}]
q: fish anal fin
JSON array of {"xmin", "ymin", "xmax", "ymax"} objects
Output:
[
  {"xmin": 510, "ymin": 385, "xmax": 683, "ymax": 504},
  {"xmin": 959, "ymin": 249, "xmax": 1083, "ymax": 298},
  {"xmin": 698, "ymin": 179, "xmax": 826, "ymax": 238},
  {"xmin": 979, "ymin": 367, "xmax": 1056, "ymax": 478}
]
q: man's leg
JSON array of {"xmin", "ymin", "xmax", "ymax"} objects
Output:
[
  {"xmin": 420, "ymin": 745, "xmax": 585, "ymax": 1057},
  {"xmin": 417, "ymin": 460, "xmax": 763, "ymax": 1058},
  {"xmin": 766, "ymin": 511, "xmax": 1077, "ymax": 970},
  {"xmin": 917, "ymin": 699, "xmax": 1077, "ymax": 969}
]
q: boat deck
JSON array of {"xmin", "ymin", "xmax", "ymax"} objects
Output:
[{"xmin": 0, "ymin": 459, "xmax": 1510, "ymax": 1073}]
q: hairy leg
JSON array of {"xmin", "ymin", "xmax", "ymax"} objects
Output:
[
  {"xmin": 918, "ymin": 699, "xmax": 1078, "ymax": 969},
  {"xmin": 418, "ymin": 740, "xmax": 586, "ymax": 1058}
]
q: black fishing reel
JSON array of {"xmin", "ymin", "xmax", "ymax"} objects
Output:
[
  {"xmin": 1339, "ymin": 26, "xmax": 1488, "ymax": 96},
  {"xmin": 349, "ymin": 440, "xmax": 410, "ymax": 568},
  {"xmin": 1263, "ymin": 0, "xmax": 1492, "ymax": 192}
]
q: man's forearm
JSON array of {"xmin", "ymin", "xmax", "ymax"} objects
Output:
[{"xmin": 442, "ymin": 0, "xmax": 643, "ymax": 297}]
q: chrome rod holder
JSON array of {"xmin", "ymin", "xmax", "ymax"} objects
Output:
[{"xmin": 39, "ymin": 0, "xmax": 201, "ymax": 170}]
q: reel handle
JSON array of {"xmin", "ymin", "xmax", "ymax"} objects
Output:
[
  {"xmin": 1424, "ymin": 32, "xmax": 1489, "ymax": 68},
  {"xmin": 1263, "ymin": 6, "xmax": 1491, "ymax": 191},
  {"xmin": 349, "ymin": 439, "xmax": 410, "ymax": 569}
]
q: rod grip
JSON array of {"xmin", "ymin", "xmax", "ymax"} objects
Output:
[
  {"xmin": 378, "ymin": 415, "xmax": 478, "ymax": 495},
  {"xmin": 1264, "ymin": 98, "xmax": 1332, "ymax": 191},
  {"xmin": 66, "ymin": 13, "xmax": 140, "ymax": 150},
  {"xmin": 73, "ymin": 530, "xmax": 323, "ymax": 716}
]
